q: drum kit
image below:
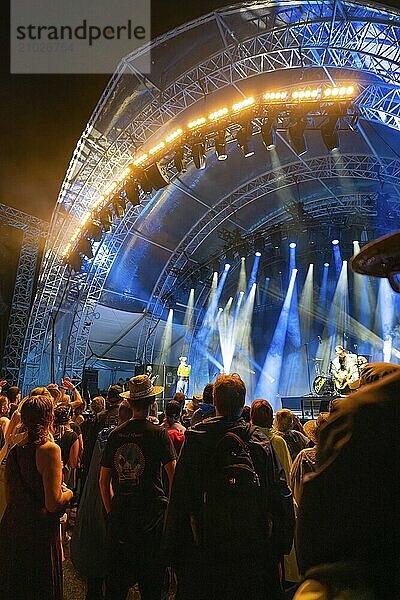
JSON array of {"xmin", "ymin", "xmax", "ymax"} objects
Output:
[{"xmin": 309, "ymin": 359, "xmax": 335, "ymax": 395}]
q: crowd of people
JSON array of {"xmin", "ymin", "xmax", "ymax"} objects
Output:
[{"xmin": 0, "ymin": 231, "xmax": 399, "ymax": 599}]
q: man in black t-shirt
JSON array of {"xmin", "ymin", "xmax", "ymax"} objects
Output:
[{"xmin": 99, "ymin": 375, "xmax": 176, "ymax": 600}]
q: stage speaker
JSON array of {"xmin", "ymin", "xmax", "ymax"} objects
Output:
[{"xmin": 82, "ymin": 368, "xmax": 99, "ymax": 398}]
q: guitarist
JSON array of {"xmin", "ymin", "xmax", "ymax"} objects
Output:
[{"xmin": 330, "ymin": 345, "xmax": 358, "ymax": 393}]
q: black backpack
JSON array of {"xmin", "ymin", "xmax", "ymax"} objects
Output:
[{"xmin": 198, "ymin": 426, "xmax": 265, "ymax": 551}]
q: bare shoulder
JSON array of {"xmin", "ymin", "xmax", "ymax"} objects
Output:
[{"xmin": 36, "ymin": 441, "xmax": 61, "ymax": 469}]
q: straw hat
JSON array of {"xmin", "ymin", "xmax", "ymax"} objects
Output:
[
  {"xmin": 303, "ymin": 420, "xmax": 318, "ymax": 444},
  {"xmin": 120, "ymin": 375, "xmax": 163, "ymax": 400},
  {"xmin": 351, "ymin": 231, "xmax": 400, "ymax": 279}
]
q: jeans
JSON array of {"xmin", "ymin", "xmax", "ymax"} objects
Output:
[{"xmin": 176, "ymin": 378, "xmax": 188, "ymax": 397}]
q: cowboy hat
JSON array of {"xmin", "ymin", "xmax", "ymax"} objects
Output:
[
  {"xmin": 303, "ymin": 419, "xmax": 318, "ymax": 444},
  {"xmin": 120, "ymin": 374, "xmax": 163, "ymax": 400},
  {"xmin": 350, "ymin": 231, "xmax": 400, "ymax": 280}
]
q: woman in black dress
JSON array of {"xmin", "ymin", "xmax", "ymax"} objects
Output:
[{"xmin": 0, "ymin": 395, "xmax": 73, "ymax": 600}]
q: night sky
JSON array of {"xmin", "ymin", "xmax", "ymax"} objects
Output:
[{"xmin": 1, "ymin": 0, "xmax": 229, "ymax": 221}]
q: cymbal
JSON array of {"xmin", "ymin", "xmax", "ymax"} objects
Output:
[{"xmin": 308, "ymin": 358, "xmax": 323, "ymax": 362}]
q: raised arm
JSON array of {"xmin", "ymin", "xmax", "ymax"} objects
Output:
[
  {"xmin": 61, "ymin": 377, "xmax": 83, "ymax": 410},
  {"xmin": 36, "ymin": 441, "xmax": 73, "ymax": 512}
]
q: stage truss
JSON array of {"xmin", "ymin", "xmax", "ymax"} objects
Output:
[
  {"xmin": 0, "ymin": 204, "xmax": 48, "ymax": 385},
  {"xmin": 20, "ymin": 0, "xmax": 400, "ymax": 391}
]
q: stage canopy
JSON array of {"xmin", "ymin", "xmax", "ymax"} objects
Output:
[{"xmin": 16, "ymin": 0, "xmax": 400, "ymax": 399}]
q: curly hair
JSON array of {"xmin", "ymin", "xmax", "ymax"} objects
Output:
[{"xmin": 20, "ymin": 395, "xmax": 54, "ymax": 446}]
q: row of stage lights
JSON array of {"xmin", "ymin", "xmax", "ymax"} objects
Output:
[
  {"xmin": 63, "ymin": 83, "xmax": 357, "ymax": 272},
  {"xmin": 184, "ymin": 238, "xmax": 361, "ymax": 292}
]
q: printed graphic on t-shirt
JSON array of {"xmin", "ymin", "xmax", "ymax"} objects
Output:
[{"xmin": 114, "ymin": 443, "xmax": 145, "ymax": 486}]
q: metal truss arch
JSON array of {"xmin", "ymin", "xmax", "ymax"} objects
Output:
[{"xmin": 22, "ymin": 0, "xmax": 400, "ymax": 389}]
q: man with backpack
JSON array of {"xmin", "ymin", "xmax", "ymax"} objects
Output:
[{"xmin": 164, "ymin": 373, "xmax": 294, "ymax": 600}]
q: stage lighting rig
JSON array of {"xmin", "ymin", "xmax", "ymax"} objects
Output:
[
  {"xmin": 77, "ymin": 237, "xmax": 94, "ymax": 260},
  {"xmin": 112, "ymin": 195, "xmax": 126, "ymax": 218},
  {"xmin": 191, "ymin": 136, "xmax": 206, "ymax": 169},
  {"xmin": 68, "ymin": 251, "xmax": 83, "ymax": 273},
  {"xmin": 99, "ymin": 207, "xmax": 113, "ymax": 232},
  {"xmin": 224, "ymin": 246, "xmax": 235, "ymax": 264},
  {"xmin": 237, "ymin": 239, "xmax": 250, "ymax": 259},
  {"xmin": 124, "ymin": 179, "xmax": 140, "ymax": 206},
  {"xmin": 173, "ymin": 147, "xmax": 187, "ymax": 172},
  {"xmin": 212, "ymin": 258, "xmax": 221, "ymax": 273},
  {"xmin": 261, "ymin": 118, "xmax": 276, "ymax": 150},
  {"xmin": 236, "ymin": 121, "xmax": 254, "ymax": 157},
  {"xmin": 86, "ymin": 221, "xmax": 103, "ymax": 242},
  {"xmin": 144, "ymin": 162, "xmax": 170, "ymax": 190},
  {"xmin": 288, "ymin": 112, "xmax": 307, "ymax": 156},
  {"xmin": 214, "ymin": 130, "xmax": 227, "ymax": 160},
  {"xmin": 320, "ymin": 110, "xmax": 341, "ymax": 151},
  {"xmin": 254, "ymin": 235, "xmax": 264, "ymax": 256}
]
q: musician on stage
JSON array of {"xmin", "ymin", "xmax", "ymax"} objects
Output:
[
  {"xmin": 176, "ymin": 356, "xmax": 191, "ymax": 397},
  {"xmin": 330, "ymin": 345, "xmax": 359, "ymax": 393}
]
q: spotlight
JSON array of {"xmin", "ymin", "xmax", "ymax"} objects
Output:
[
  {"xmin": 124, "ymin": 179, "xmax": 140, "ymax": 206},
  {"xmin": 212, "ymin": 258, "xmax": 220, "ymax": 273},
  {"xmin": 288, "ymin": 113, "xmax": 307, "ymax": 155},
  {"xmin": 236, "ymin": 122, "xmax": 254, "ymax": 157},
  {"xmin": 192, "ymin": 138, "xmax": 206, "ymax": 169},
  {"xmin": 261, "ymin": 119, "xmax": 276, "ymax": 150},
  {"xmin": 68, "ymin": 251, "xmax": 83, "ymax": 273},
  {"xmin": 270, "ymin": 229, "xmax": 282, "ymax": 250},
  {"xmin": 321, "ymin": 116, "xmax": 339, "ymax": 151},
  {"xmin": 324, "ymin": 262, "xmax": 330, "ymax": 267},
  {"xmin": 254, "ymin": 235, "xmax": 264, "ymax": 255},
  {"xmin": 77, "ymin": 237, "xmax": 93, "ymax": 260},
  {"xmin": 144, "ymin": 162, "xmax": 170, "ymax": 190},
  {"xmin": 112, "ymin": 195, "xmax": 126, "ymax": 218},
  {"xmin": 237, "ymin": 240, "xmax": 249, "ymax": 259},
  {"xmin": 225, "ymin": 247, "xmax": 235, "ymax": 263},
  {"xmin": 173, "ymin": 147, "xmax": 187, "ymax": 172},
  {"xmin": 137, "ymin": 171, "xmax": 152, "ymax": 194},
  {"xmin": 214, "ymin": 130, "xmax": 227, "ymax": 160},
  {"xmin": 86, "ymin": 221, "xmax": 103, "ymax": 242},
  {"xmin": 332, "ymin": 239, "xmax": 340, "ymax": 245},
  {"xmin": 99, "ymin": 207, "xmax": 113, "ymax": 232},
  {"xmin": 289, "ymin": 242, "xmax": 297, "ymax": 249},
  {"xmin": 224, "ymin": 262, "xmax": 231, "ymax": 270}
]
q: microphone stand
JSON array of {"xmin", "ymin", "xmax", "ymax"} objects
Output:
[
  {"xmin": 305, "ymin": 341, "xmax": 312, "ymax": 396},
  {"xmin": 303, "ymin": 334, "xmax": 322, "ymax": 396}
]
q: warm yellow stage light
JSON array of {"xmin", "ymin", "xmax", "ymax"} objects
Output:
[
  {"xmin": 299, "ymin": 90, "xmax": 305, "ymax": 99},
  {"xmin": 165, "ymin": 128, "xmax": 183, "ymax": 143},
  {"xmin": 188, "ymin": 117, "xmax": 206, "ymax": 129},
  {"xmin": 311, "ymin": 89, "xmax": 318, "ymax": 97},
  {"xmin": 118, "ymin": 167, "xmax": 131, "ymax": 182},
  {"xmin": 133, "ymin": 153, "xmax": 148, "ymax": 166},
  {"xmin": 347, "ymin": 85, "xmax": 355, "ymax": 95},
  {"xmin": 81, "ymin": 211, "xmax": 91, "ymax": 226},
  {"xmin": 232, "ymin": 97, "xmax": 254, "ymax": 111},
  {"xmin": 93, "ymin": 195, "xmax": 105, "ymax": 209},
  {"xmin": 324, "ymin": 88, "xmax": 332, "ymax": 96},
  {"xmin": 332, "ymin": 87, "xmax": 339, "ymax": 96},
  {"xmin": 62, "ymin": 243, "xmax": 71, "ymax": 257},
  {"xmin": 292, "ymin": 91, "xmax": 299, "ymax": 99},
  {"xmin": 209, "ymin": 107, "xmax": 228, "ymax": 120},
  {"xmin": 339, "ymin": 86, "xmax": 347, "ymax": 95},
  {"xmin": 149, "ymin": 141, "xmax": 165, "ymax": 155}
]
